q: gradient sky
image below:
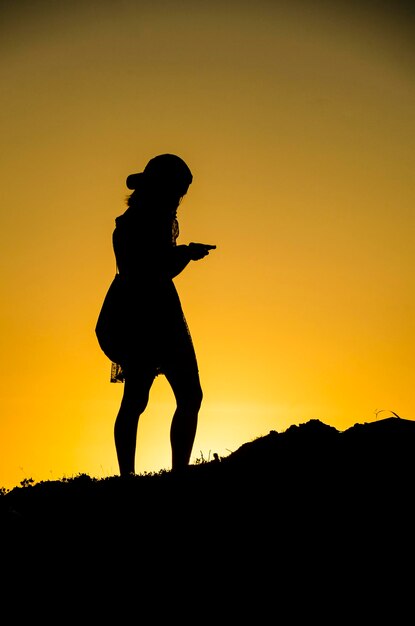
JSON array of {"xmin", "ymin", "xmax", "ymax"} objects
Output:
[{"xmin": 1, "ymin": 0, "xmax": 414, "ymax": 490}]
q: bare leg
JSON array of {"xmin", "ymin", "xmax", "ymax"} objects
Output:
[
  {"xmin": 164, "ymin": 367, "xmax": 203, "ymax": 472},
  {"xmin": 114, "ymin": 370, "xmax": 155, "ymax": 476}
]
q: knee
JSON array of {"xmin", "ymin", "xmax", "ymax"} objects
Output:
[
  {"xmin": 178, "ymin": 385, "xmax": 203, "ymax": 413},
  {"xmin": 119, "ymin": 388, "xmax": 150, "ymax": 417},
  {"xmin": 120, "ymin": 374, "xmax": 153, "ymax": 415},
  {"xmin": 193, "ymin": 385, "xmax": 203, "ymax": 411}
]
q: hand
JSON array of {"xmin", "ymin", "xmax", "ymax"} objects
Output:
[{"xmin": 188, "ymin": 242, "xmax": 216, "ymax": 260}]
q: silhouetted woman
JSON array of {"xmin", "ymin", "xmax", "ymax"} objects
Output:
[{"xmin": 96, "ymin": 154, "xmax": 215, "ymax": 476}]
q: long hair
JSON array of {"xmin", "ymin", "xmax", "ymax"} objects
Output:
[{"xmin": 125, "ymin": 188, "xmax": 180, "ymax": 245}]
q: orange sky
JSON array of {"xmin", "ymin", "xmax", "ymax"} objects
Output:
[{"xmin": 1, "ymin": 1, "xmax": 414, "ymax": 490}]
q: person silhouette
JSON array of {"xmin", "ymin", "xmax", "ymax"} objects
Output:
[{"xmin": 96, "ymin": 154, "xmax": 216, "ymax": 476}]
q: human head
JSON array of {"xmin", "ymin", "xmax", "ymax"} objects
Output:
[{"xmin": 126, "ymin": 154, "xmax": 193, "ymax": 199}]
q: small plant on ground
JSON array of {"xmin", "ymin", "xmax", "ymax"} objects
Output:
[
  {"xmin": 20, "ymin": 477, "xmax": 35, "ymax": 488},
  {"xmin": 375, "ymin": 409, "xmax": 401, "ymax": 420}
]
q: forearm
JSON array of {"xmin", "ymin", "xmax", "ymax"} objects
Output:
[
  {"xmin": 168, "ymin": 245, "xmax": 192, "ymax": 277},
  {"xmin": 169, "ymin": 242, "xmax": 216, "ymax": 276}
]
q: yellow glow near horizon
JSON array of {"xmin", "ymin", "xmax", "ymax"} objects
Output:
[{"xmin": 1, "ymin": 1, "xmax": 414, "ymax": 490}]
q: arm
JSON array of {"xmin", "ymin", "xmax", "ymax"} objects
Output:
[
  {"xmin": 168, "ymin": 245, "xmax": 192, "ymax": 278},
  {"xmin": 113, "ymin": 215, "xmax": 215, "ymax": 280},
  {"xmin": 168, "ymin": 243, "xmax": 217, "ymax": 278}
]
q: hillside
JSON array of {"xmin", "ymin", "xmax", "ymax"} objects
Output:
[
  {"xmin": 2, "ymin": 416, "xmax": 413, "ymax": 532},
  {"xmin": 2, "ymin": 416, "xmax": 413, "ymax": 615}
]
